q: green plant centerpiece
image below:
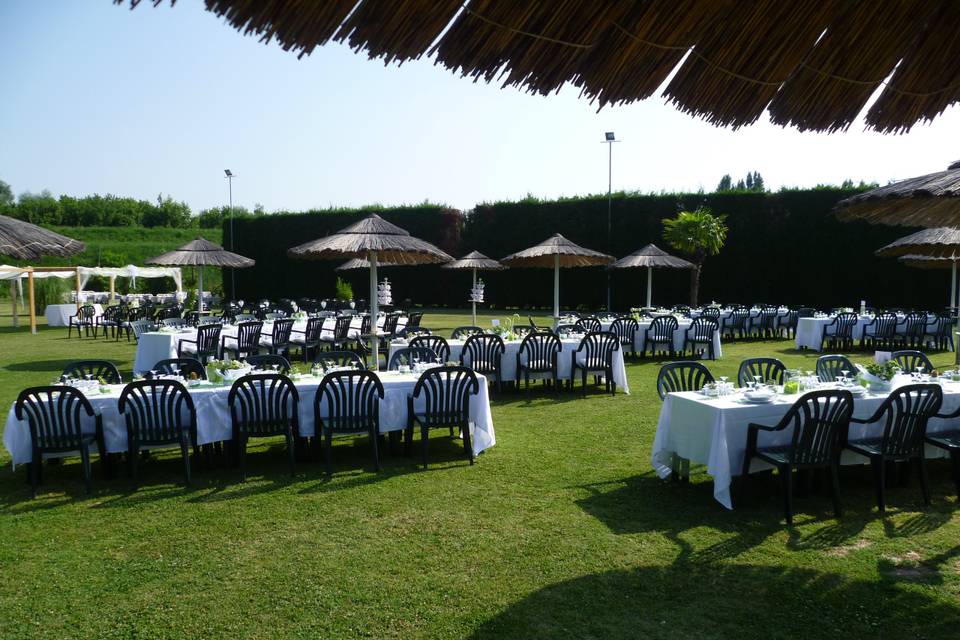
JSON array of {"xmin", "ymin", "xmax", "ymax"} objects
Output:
[
  {"xmin": 857, "ymin": 361, "xmax": 901, "ymax": 390},
  {"xmin": 491, "ymin": 314, "xmax": 521, "ymax": 341},
  {"xmin": 205, "ymin": 359, "xmax": 249, "ymax": 384}
]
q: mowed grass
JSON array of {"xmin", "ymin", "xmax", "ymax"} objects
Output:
[{"xmin": 1, "ymin": 309, "xmax": 960, "ymax": 639}]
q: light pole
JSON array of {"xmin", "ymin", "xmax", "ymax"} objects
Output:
[
  {"xmin": 224, "ymin": 169, "xmax": 235, "ymax": 298},
  {"xmin": 603, "ymin": 132, "xmax": 618, "ymax": 311}
]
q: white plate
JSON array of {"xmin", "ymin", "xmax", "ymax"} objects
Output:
[{"xmin": 742, "ymin": 394, "xmax": 775, "ymax": 404}]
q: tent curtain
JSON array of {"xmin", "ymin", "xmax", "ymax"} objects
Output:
[{"xmin": 77, "ymin": 265, "xmax": 182, "ymax": 291}]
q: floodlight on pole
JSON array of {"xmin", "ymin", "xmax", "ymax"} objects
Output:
[
  {"xmin": 602, "ymin": 132, "xmax": 618, "ymax": 311},
  {"xmin": 224, "ymin": 169, "xmax": 236, "ymax": 297}
]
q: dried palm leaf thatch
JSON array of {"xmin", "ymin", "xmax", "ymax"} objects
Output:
[
  {"xmin": 501, "ymin": 234, "xmax": 613, "ymax": 268},
  {"xmin": 335, "ymin": 257, "xmax": 404, "ymax": 271},
  {"xmin": 287, "ymin": 214, "xmax": 452, "ymax": 264},
  {"xmin": 875, "ymin": 227, "xmax": 960, "ymax": 258},
  {"xmin": 0, "ymin": 214, "xmax": 85, "ymax": 260},
  {"xmin": 146, "ymin": 238, "xmax": 255, "ymax": 267},
  {"xmin": 898, "ymin": 253, "xmax": 960, "ymax": 269},
  {"xmin": 836, "ymin": 162, "xmax": 960, "ymax": 228},
  {"xmin": 124, "ymin": 0, "xmax": 960, "ymax": 133},
  {"xmin": 441, "ymin": 251, "xmax": 504, "ymax": 271},
  {"xmin": 609, "ymin": 244, "xmax": 694, "ymax": 269}
]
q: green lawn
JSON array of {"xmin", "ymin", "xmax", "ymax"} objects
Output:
[{"xmin": 1, "ymin": 309, "xmax": 959, "ymax": 639}]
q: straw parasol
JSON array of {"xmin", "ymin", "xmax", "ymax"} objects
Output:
[
  {"xmin": 608, "ymin": 244, "xmax": 694, "ymax": 308},
  {"xmin": 0, "ymin": 213, "xmax": 85, "ymax": 260},
  {"xmin": 875, "ymin": 228, "xmax": 960, "ymax": 309},
  {"xmin": 146, "ymin": 238, "xmax": 255, "ymax": 316},
  {"xmin": 836, "ymin": 162, "xmax": 960, "ymax": 228},
  {"xmin": 334, "ymin": 257, "xmax": 403, "ymax": 271},
  {"xmin": 287, "ymin": 214, "xmax": 452, "ymax": 369},
  {"xmin": 501, "ymin": 234, "xmax": 613, "ymax": 321},
  {"xmin": 442, "ymin": 251, "xmax": 505, "ymax": 326},
  {"xmin": 898, "ymin": 254, "xmax": 960, "ymax": 310}
]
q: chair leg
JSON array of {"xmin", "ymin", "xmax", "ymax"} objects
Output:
[
  {"xmin": 871, "ymin": 457, "xmax": 886, "ymax": 514},
  {"xmin": 29, "ymin": 456, "xmax": 40, "ymax": 498},
  {"xmin": 324, "ymin": 430, "xmax": 333, "ymax": 474},
  {"xmin": 128, "ymin": 443, "xmax": 139, "ymax": 486},
  {"xmin": 917, "ymin": 455, "xmax": 930, "ymax": 506},
  {"xmin": 371, "ymin": 429, "xmax": 380, "ymax": 472},
  {"xmin": 80, "ymin": 444, "xmax": 92, "ymax": 494},
  {"xmin": 421, "ymin": 425, "xmax": 429, "ymax": 469},
  {"xmin": 180, "ymin": 438, "xmax": 192, "ymax": 486},
  {"xmin": 828, "ymin": 462, "xmax": 842, "ymax": 518},
  {"xmin": 779, "ymin": 465, "xmax": 794, "ymax": 525},
  {"xmin": 463, "ymin": 423, "xmax": 474, "ymax": 464},
  {"xmin": 238, "ymin": 436, "xmax": 248, "ymax": 481},
  {"xmin": 286, "ymin": 432, "xmax": 295, "ymax": 477}
]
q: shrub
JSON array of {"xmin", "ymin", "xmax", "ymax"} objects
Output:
[{"xmin": 334, "ymin": 277, "xmax": 353, "ymax": 301}]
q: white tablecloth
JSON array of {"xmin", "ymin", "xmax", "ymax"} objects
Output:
[
  {"xmin": 44, "ymin": 304, "xmax": 103, "ymax": 327},
  {"xmin": 794, "ymin": 315, "xmax": 873, "ymax": 351},
  {"xmin": 4, "ymin": 371, "xmax": 495, "ymax": 467},
  {"xmin": 388, "ymin": 337, "xmax": 630, "ymax": 393},
  {"xmin": 652, "ymin": 377, "xmax": 960, "ymax": 509}
]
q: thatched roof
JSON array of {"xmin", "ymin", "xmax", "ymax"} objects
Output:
[
  {"xmin": 837, "ymin": 162, "xmax": 960, "ymax": 227},
  {"xmin": 0, "ymin": 214, "xmax": 85, "ymax": 261},
  {"xmin": 146, "ymin": 238, "xmax": 255, "ymax": 268},
  {"xmin": 335, "ymin": 257, "xmax": 404, "ymax": 271},
  {"xmin": 442, "ymin": 250, "xmax": 504, "ymax": 271},
  {"xmin": 875, "ymin": 227, "xmax": 960, "ymax": 258},
  {"xmin": 126, "ymin": 1, "xmax": 960, "ymax": 133},
  {"xmin": 898, "ymin": 254, "xmax": 960, "ymax": 269},
  {"xmin": 287, "ymin": 213, "xmax": 452, "ymax": 264},
  {"xmin": 609, "ymin": 243, "xmax": 694, "ymax": 270},
  {"xmin": 501, "ymin": 234, "xmax": 613, "ymax": 268}
]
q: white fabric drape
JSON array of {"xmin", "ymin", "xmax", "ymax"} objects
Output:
[{"xmin": 78, "ymin": 265, "xmax": 182, "ymax": 291}]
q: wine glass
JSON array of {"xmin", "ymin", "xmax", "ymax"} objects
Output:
[
  {"xmin": 752, "ymin": 374, "xmax": 763, "ymax": 389},
  {"xmin": 840, "ymin": 369, "xmax": 850, "ymax": 386}
]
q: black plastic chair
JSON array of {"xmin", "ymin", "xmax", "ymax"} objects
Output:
[
  {"xmin": 815, "ymin": 355, "xmax": 857, "ymax": 383},
  {"xmin": 847, "ymin": 383, "xmax": 943, "ymax": 513},
  {"xmin": 221, "ymin": 321, "xmax": 263, "ymax": 360},
  {"xmin": 127, "ymin": 318, "xmax": 157, "ymax": 343},
  {"xmin": 320, "ymin": 315, "xmax": 353, "ymax": 351},
  {"xmin": 643, "ymin": 316, "xmax": 678, "ymax": 357},
  {"xmin": 161, "ymin": 317, "xmax": 188, "ymax": 329},
  {"xmin": 98, "ymin": 305, "xmax": 126, "ymax": 340},
  {"xmin": 313, "ymin": 351, "xmax": 366, "ymax": 371},
  {"xmin": 406, "ymin": 366, "xmax": 479, "ymax": 468},
  {"xmin": 118, "ymin": 379, "xmax": 197, "ymax": 486},
  {"xmin": 777, "ymin": 309, "xmax": 799, "ymax": 339},
  {"xmin": 68, "ymin": 304, "xmax": 99, "ymax": 338},
  {"xmin": 924, "ymin": 314, "xmax": 955, "ymax": 352},
  {"xmin": 16, "ymin": 386, "xmax": 109, "ymax": 496},
  {"xmin": 737, "ymin": 357, "xmax": 786, "ymax": 387},
  {"xmin": 409, "ymin": 335, "xmax": 450, "ymax": 363},
  {"xmin": 683, "ymin": 318, "xmax": 718, "ymax": 360},
  {"xmin": 750, "ymin": 307, "xmax": 779, "ymax": 339},
  {"xmin": 460, "ymin": 334, "xmax": 505, "ymax": 393},
  {"xmin": 570, "ymin": 331, "xmax": 620, "ymax": 396},
  {"xmin": 177, "ymin": 323, "xmax": 222, "ymax": 364},
  {"xmin": 891, "ymin": 350, "xmax": 934, "ymax": 374},
  {"xmin": 609, "ymin": 318, "xmax": 639, "ymax": 358},
  {"xmin": 261, "ymin": 318, "xmax": 295, "ymax": 356},
  {"xmin": 721, "ymin": 308, "xmax": 750, "ymax": 340},
  {"xmin": 246, "ymin": 354, "xmax": 292, "ymax": 374},
  {"xmin": 315, "ymin": 370, "xmax": 384, "ymax": 473},
  {"xmin": 656, "ymin": 361, "xmax": 715, "ymax": 400},
  {"xmin": 895, "ymin": 312, "xmax": 928, "ymax": 349},
  {"xmin": 291, "ymin": 317, "xmax": 325, "ymax": 362},
  {"xmin": 861, "ymin": 312, "xmax": 898, "ymax": 350},
  {"xmin": 228, "ymin": 374, "xmax": 301, "ymax": 480},
  {"xmin": 575, "ymin": 316, "xmax": 602, "ymax": 334},
  {"xmin": 387, "ymin": 347, "xmax": 438, "ymax": 371},
  {"xmin": 451, "ymin": 326, "xmax": 485, "ymax": 340},
  {"xmin": 153, "ymin": 358, "xmax": 206, "ymax": 380},
  {"xmin": 742, "ymin": 390, "xmax": 854, "ymax": 525},
  {"xmin": 61, "ymin": 360, "xmax": 122, "ymax": 384},
  {"xmin": 923, "ymin": 403, "xmax": 960, "ymax": 498},
  {"xmin": 820, "ymin": 312, "xmax": 858, "ymax": 351},
  {"xmin": 516, "ymin": 331, "xmax": 561, "ymax": 393}
]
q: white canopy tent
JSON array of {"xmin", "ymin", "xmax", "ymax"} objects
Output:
[{"xmin": 78, "ymin": 265, "xmax": 183, "ymax": 293}]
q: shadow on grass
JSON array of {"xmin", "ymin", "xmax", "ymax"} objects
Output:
[
  {"xmin": 468, "ymin": 563, "xmax": 960, "ymax": 639},
  {"xmin": 2, "ymin": 358, "xmax": 87, "ymax": 373}
]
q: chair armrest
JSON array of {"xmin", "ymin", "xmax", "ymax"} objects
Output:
[
  {"xmin": 935, "ymin": 406, "xmax": 960, "ymax": 420},
  {"xmin": 747, "ymin": 421, "xmax": 782, "ymax": 432}
]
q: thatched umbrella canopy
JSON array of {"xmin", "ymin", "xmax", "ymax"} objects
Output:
[
  {"xmin": 147, "ymin": 238, "xmax": 255, "ymax": 316},
  {"xmin": 836, "ymin": 162, "xmax": 960, "ymax": 228},
  {"xmin": 501, "ymin": 234, "xmax": 613, "ymax": 320},
  {"xmin": 130, "ymin": 1, "xmax": 960, "ymax": 134},
  {"xmin": 442, "ymin": 251, "xmax": 505, "ymax": 325},
  {"xmin": 898, "ymin": 254, "xmax": 960, "ymax": 310},
  {"xmin": 334, "ymin": 257, "xmax": 403, "ymax": 271},
  {"xmin": 609, "ymin": 244, "xmax": 694, "ymax": 308},
  {"xmin": 0, "ymin": 213, "xmax": 85, "ymax": 260},
  {"xmin": 288, "ymin": 214, "xmax": 452, "ymax": 368},
  {"xmin": 874, "ymin": 228, "xmax": 960, "ymax": 309}
]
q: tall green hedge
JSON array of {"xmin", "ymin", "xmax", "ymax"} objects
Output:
[{"xmin": 229, "ymin": 189, "xmax": 947, "ymax": 311}]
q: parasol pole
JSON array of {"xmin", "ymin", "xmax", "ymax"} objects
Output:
[
  {"xmin": 553, "ymin": 253, "xmax": 560, "ymax": 325},
  {"xmin": 646, "ymin": 266, "xmax": 653, "ymax": 308},
  {"xmin": 109, "ymin": 275, "xmax": 115, "ymax": 303},
  {"xmin": 951, "ymin": 261, "xmax": 957, "ymax": 310},
  {"xmin": 27, "ymin": 269, "xmax": 36, "ymax": 334},
  {"xmin": 10, "ymin": 280, "xmax": 18, "ymax": 328},
  {"xmin": 369, "ymin": 250, "xmax": 379, "ymax": 370},
  {"xmin": 197, "ymin": 266, "xmax": 204, "ymax": 317},
  {"xmin": 472, "ymin": 267, "xmax": 477, "ymax": 326},
  {"xmin": 75, "ymin": 268, "xmax": 81, "ymax": 311}
]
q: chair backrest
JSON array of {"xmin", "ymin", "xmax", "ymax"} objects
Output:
[
  {"xmin": 737, "ymin": 357, "xmax": 786, "ymax": 387},
  {"xmin": 759, "ymin": 307, "xmax": 779, "ymax": 327},
  {"xmin": 236, "ymin": 321, "xmax": 264, "ymax": 349},
  {"xmin": 656, "ymin": 362, "xmax": 715, "ymax": 400},
  {"xmin": 574, "ymin": 331, "xmax": 620, "ymax": 368},
  {"xmin": 360, "ymin": 314, "xmax": 372, "ymax": 335},
  {"xmin": 727, "ymin": 308, "xmax": 750, "ymax": 327},
  {"xmin": 302, "ymin": 317, "xmax": 325, "ymax": 342},
  {"xmin": 130, "ymin": 319, "xmax": 157, "ymax": 340},
  {"xmin": 409, "ymin": 335, "xmax": 450, "ymax": 363},
  {"xmin": 869, "ymin": 312, "xmax": 899, "ymax": 337},
  {"xmin": 75, "ymin": 304, "xmax": 96, "ymax": 320},
  {"xmin": 118, "ymin": 379, "xmax": 196, "ymax": 443},
  {"xmin": 815, "ymin": 355, "xmax": 857, "ymax": 383},
  {"xmin": 315, "ymin": 370, "xmax": 384, "ymax": 433},
  {"xmin": 228, "ymin": 373, "xmax": 300, "ymax": 436},
  {"xmin": 460, "ymin": 334, "xmax": 505, "ymax": 373},
  {"xmin": 161, "ymin": 317, "xmax": 186, "ymax": 328},
  {"xmin": 451, "ymin": 326, "xmax": 485, "ymax": 340},
  {"xmin": 518, "ymin": 331, "xmax": 561, "ymax": 371},
  {"xmin": 647, "ymin": 315, "xmax": 679, "ymax": 340},
  {"xmin": 15, "ymin": 386, "xmax": 95, "ymax": 451},
  {"xmin": 406, "ymin": 311, "xmax": 423, "ymax": 330},
  {"xmin": 931, "ymin": 314, "xmax": 953, "ymax": 336},
  {"xmin": 832, "ymin": 312, "xmax": 859, "ymax": 337},
  {"xmin": 269, "ymin": 318, "xmax": 295, "ymax": 344},
  {"xmin": 900, "ymin": 312, "xmax": 928, "ymax": 336},
  {"xmin": 313, "ymin": 351, "xmax": 366, "ymax": 370},
  {"xmin": 687, "ymin": 317, "xmax": 718, "ymax": 341},
  {"xmin": 872, "ymin": 383, "xmax": 943, "ymax": 457},
  {"xmin": 411, "ymin": 365, "xmax": 479, "ymax": 428},
  {"xmin": 195, "ymin": 324, "xmax": 222, "ymax": 353},
  {"xmin": 575, "ymin": 316, "xmax": 602, "ymax": 333},
  {"xmin": 153, "ymin": 358, "xmax": 207, "ymax": 380},
  {"xmin": 776, "ymin": 390, "xmax": 853, "ymax": 465},
  {"xmin": 700, "ymin": 307, "xmax": 721, "ymax": 319},
  {"xmin": 383, "ymin": 313, "xmax": 401, "ymax": 335},
  {"xmin": 609, "ymin": 317, "xmax": 639, "ymax": 342},
  {"xmin": 246, "ymin": 354, "xmax": 292, "ymax": 374},
  {"xmin": 333, "ymin": 315, "xmax": 353, "ymax": 342},
  {"xmin": 388, "ymin": 347, "xmax": 438, "ymax": 370},
  {"xmin": 891, "ymin": 350, "xmax": 933, "ymax": 373},
  {"xmin": 61, "ymin": 360, "xmax": 122, "ymax": 384}
]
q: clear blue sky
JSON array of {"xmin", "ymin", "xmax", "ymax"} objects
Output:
[{"xmin": 3, "ymin": 1, "xmax": 960, "ymax": 214}]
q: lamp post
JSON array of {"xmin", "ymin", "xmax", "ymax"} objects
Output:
[
  {"xmin": 224, "ymin": 169, "xmax": 235, "ymax": 298},
  {"xmin": 603, "ymin": 132, "xmax": 618, "ymax": 312}
]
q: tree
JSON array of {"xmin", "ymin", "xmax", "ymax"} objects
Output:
[
  {"xmin": 752, "ymin": 171, "xmax": 765, "ymax": 192},
  {"xmin": 0, "ymin": 179, "xmax": 13, "ymax": 205},
  {"xmin": 662, "ymin": 207, "xmax": 728, "ymax": 306},
  {"xmin": 716, "ymin": 174, "xmax": 732, "ymax": 192},
  {"xmin": 745, "ymin": 172, "xmax": 754, "ymax": 190}
]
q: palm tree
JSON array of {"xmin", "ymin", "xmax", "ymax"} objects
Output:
[{"xmin": 662, "ymin": 207, "xmax": 728, "ymax": 306}]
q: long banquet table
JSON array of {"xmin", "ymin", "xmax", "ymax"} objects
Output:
[
  {"xmin": 3, "ymin": 369, "xmax": 494, "ymax": 468},
  {"xmin": 387, "ymin": 336, "xmax": 630, "ymax": 393},
  {"xmin": 652, "ymin": 376, "xmax": 960, "ymax": 509},
  {"xmin": 599, "ymin": 319, "xmax": 723, "ymax": 358},
  {"xmin": 794, "ymin": 314, "xmax": 940, "ymax": 352},
  {"xmin": 44, "ymin": 304, "xmax": 103, "ymax": 327}
]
